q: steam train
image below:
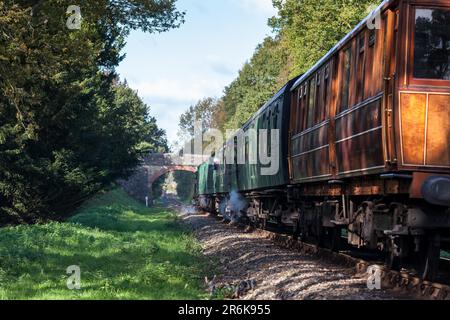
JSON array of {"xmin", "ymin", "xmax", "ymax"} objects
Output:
[{"xmin": 195, "ymin": 0, "xmax": 450, "ymax": 281}]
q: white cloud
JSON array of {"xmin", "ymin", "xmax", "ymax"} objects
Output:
[
  {"xmin": 127, "ymin": 76, "xmax": 228, "ymax": 147},
  {"xmin": 130, "ymin": 77, "xmax": 224, "ymax": 104},
  {"xmin": 118, "ymin": 0, "xmax": 278, "ymax": 148},
  {"xmin": 206, "ymin": 54, "xmax": 238, "ymax": 76},
  {"xmin": 234, "ymin": 0, "xmax": 277, "ymax": 15},
  {"xmin": 149, "ymin": 101, "xmax": 188, "ymax": 148}
]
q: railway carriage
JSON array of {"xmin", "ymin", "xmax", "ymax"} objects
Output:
[
  {"xmin": 197, "ymin": 162, "xmax": 215, "ymax": 211},
  {"xmin": 197, "ymin": 78, "xmax": 297, "ymax": 219},
  {"xmin": 196, "ymin": 0, "xmax": 450, "ymax": 281}
]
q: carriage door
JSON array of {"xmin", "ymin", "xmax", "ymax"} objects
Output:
[
  {"xmin": 230, "ymin": 136, "xmax": 239, "ymax": 191},
  {"xmin": 382, "ymin": 8, "xmax": 399, "ymax": 166}
]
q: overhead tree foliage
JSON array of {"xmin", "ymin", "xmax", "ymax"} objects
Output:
[
  {"xmin": 222, "ymin": 36, "xmax": 289, "ymax": 130},
  {"xmin": 270, "ymin": 0, "xmax": 379, "ymax": 77},
  {"xmin": 0, "ymin": 1, "xmax": 181, "ymax": 224},
  {"xmin": 176, "ymin": 0, "xmax": 381, "ymax": 136},
  {"xmin": 175, "ymin": 0, "xmax": 381, "ymax": 199},
  {"xmin": 175, "ymin": 97, "xmax": 224, "ymax": 158},
  {"xmin": 178, "ymin": 97, "xmax": 218, "ymax": 140}
]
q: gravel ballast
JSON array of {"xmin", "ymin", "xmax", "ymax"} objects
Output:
[{"xmin": 180, "ymin": 209, "xmax": 412, "ymax": 300}]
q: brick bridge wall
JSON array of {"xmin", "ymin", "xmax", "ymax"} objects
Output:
[{"xmin": 118, "ymin": 153, "xmax": 197, "ymax": 205}]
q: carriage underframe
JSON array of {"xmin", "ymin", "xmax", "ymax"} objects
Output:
[{"xmin": 200, "ymin": 174, "xmax": 450, "ymax": 282}]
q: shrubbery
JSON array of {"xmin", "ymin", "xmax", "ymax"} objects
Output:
[{"xmin": 0, "ymin": 1, "xmax": 183, "ymax": 224}]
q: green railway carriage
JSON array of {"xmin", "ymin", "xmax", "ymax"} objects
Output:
[
  {"xmin": 197, "ymin": 161, "xmax": 214, "ymax": 195},
  {"xmin": 214, "ymin": 153, "xmax": 228, "ymax": 195},
  {"xmin": 225, "ymin": 138, "xmax": 239, "ymax": 192},
  {"xmin": 197, "ymin": 78, "xmax": 297, "ymax": 201},
  {"xmin": 210, "ymin": 139, "xmax": 239, "ymax": 196},
  {"xmin": 196, "ymin": 76, "xmax": 299, "ymax": 198},
  {"xmin": 197, "ymin": 153, "xmax": 230, "ymax": 197},
  {"xmin": 235, "ymin": 80, "xmax": 296, "ymax": 192}
]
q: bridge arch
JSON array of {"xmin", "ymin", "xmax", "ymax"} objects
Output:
[
  {"xmin": 148, "ymin": 165, "xmax": 197, "ymax": 185},
  {"xmin": 119, "ymin": 153, "xmax": 198, "ymax": 205}
]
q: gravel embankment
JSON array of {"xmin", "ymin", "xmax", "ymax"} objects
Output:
[{"xmin": 179, "ymin": 209, "xmax": 412, "ymax": 300}]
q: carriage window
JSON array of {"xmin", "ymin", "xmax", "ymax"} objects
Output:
[
  {"xmin": 234, "ymin": 136, "xmax": 238, "ymax": 165},
  {"xmin": 323, "ymin": 67, "xmax": 329, "ymax": 121},
  {"xmin": 295, "ymin": 88, "xmax": 302, "ymax": 134},
  {"xmin": 307, "ymin": 77, "xmax": 316, "ymax": 128},
  {"xmin": 368, "ymin": 30, "xmax": 376, "ymax": 47},
  {"xmin": 315, "ymin": 72, "xmax": 321, "ymax": 118},
  {"xmin": 271, "ymin": 109, "xmax": 278, "ymax": 155},
  {"xmin": 301, "ymin": 83, "xmax": 308, "ymax": 130},
  {"xmin": 315, "ymin": 71, "xmax": 322, "ymax": 124},
  {"xmin": 222, "ymin": 149, "xmax": 226, "ymax": 172},
  {"xmin": 245, "ymin": 136, "xmax": 249, "ymax": 163},
  {"xmin": 413, "ymin": 8, "xmax": 450, "ymax": 80},
  {"xmin": 357, "ymin": 33, "xmax": 366, "ymax": 103},
  {"xmin": 340, "ymin": 47, "xmax": 352, "ymax": 112},
  {"xmin": 359, "ymin": 33, "xmax": 365, "ymax": 53}
]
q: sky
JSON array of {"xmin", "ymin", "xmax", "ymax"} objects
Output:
[{"xmin": 116, "ymin": 0, "xmax": 277, "ymax": 147}]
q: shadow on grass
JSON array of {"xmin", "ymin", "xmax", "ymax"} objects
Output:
[{"xmin": 0, "ymin": 189, "xmax": 210, "ymax": 300}]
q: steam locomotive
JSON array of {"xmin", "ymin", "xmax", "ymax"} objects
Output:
[{"xmin": 195, "ymin": 0, "xmax": 450, "ymax": 281}]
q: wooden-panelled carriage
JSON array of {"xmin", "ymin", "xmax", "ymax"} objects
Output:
[
  {"xmin": 290, "ymin": 0, "xmax": 450, "ymax": 185},
  {"xmin": 196, "ymin": 0, "xmax": 450, "ymax": 280}
]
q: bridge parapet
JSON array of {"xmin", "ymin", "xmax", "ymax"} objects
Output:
[{"xmin": 118, "ymin": 153, "xmax": 198, "ymax": 205}]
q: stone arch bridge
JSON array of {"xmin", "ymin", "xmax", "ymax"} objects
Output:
[{"xmin": 119, "ymin": 153, "xmax": 197, "ymax": 205}]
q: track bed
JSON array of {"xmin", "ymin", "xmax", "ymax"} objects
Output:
[{"xmin": 179, "ymin": 209, "xmax": 414, "ymax": 300}]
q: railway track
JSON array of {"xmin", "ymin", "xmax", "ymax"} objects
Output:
[
  {"xmin": 204, "ymin": 212, "xmax": 450, "ymax": 300},
  {"xmin": 262, "ymin": 230, "xmax": 450, "ymax": 300}
]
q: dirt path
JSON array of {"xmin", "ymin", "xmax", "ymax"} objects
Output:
[{"xmin": 180, "ymin": 210, "xmax": 412, "ymax": 300}]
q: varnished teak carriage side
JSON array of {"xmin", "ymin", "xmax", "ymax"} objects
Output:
[
  {"xmin": 197, "ymin": 0, "xmax": 450, "ymax": 281},
  {"xmin": 288, "ymin": 0, "xmax": 450, "ymax": 199}
]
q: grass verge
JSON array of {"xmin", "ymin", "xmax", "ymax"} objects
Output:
[{"xmin": 0, "ymin": 189, "xmax": 210, "ymax": 300}]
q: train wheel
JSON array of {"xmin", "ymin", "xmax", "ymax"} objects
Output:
[
  {"xmin": 419, "ymin": 234, "xmax": 441, "ymax": 281},
  {"xmin": 385, "ymin": 251, "xmax": 400, "ymax": 271},
  {"xmin": 320, "ymin": 227, "xmax": 342, "ymax": 252},
  {"xmin": 293, "ymin": 221, "xmax": 300, "ymax": 240},
  {"xmin": 385, "ymin": 236, "xmax": 401, "ymax": 271},
  {"xmin": 329, "ymin": 227, "xmax": 342, "ymax": 252},
  {"xmin": 258, "ymin": 218, "xmax": 267, "ymax": 230},
  {"xmin": 315, "ymin": 218, "xmax": 324, "ymax": 246}
]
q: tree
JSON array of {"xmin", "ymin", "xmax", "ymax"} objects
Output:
[
  {"xmin": 176, "ymin": 97, "xmax": 221, "ymax": 155},
  {"xmin": 270, "ymin": 0, "xmax": 380, "ymax": 77},
  {"xmin": 205, "ymin": 0, "xmax": 381, "ymax": 131},
  {"xmin": 222, "ymin": 37, "xmax": 289, "ymax": 130},
  {"xmin": 178, "ymin": 97, "xmax": 218, "ymax": 139},
  {"xmin": 174, "ymin": 0, "xmax": 382, "ymax": 203},
  {"xmin": 0, "ymin": 1, "xmax": 183, "ymax": 224}
]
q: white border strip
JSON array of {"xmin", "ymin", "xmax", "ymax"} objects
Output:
[
  {"xmin": 292, "ymin": 145, "xmax": 330, "ymax": 158},
  {"xmin": 291, "ymin": 120, "xmax": 330, "ymax": 140},
  {"xmin": 335, "ymin": 126, "xmax": 382, "ymax": 144},
  {"xmin": 337, "ymin": 165, "xmax": 385, "ymax": 176},
  {"xmin": 294, "ymin": 174, "xmax": 333, "ymax": 182},
  {"xmin": 335, "ymin": 92, "xmax": 384, "ymax": 120}
]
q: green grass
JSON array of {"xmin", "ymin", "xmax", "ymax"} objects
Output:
[{"xmin": 0, "ymin": 189, "xmax": 211, "ymax": 300}]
